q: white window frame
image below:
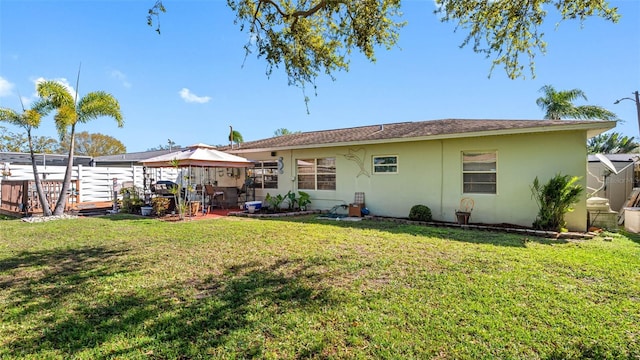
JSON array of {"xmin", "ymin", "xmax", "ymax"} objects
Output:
[
  {"xmin": 250, "ymin": 161, "xmax": 279, "ymax": 189},
  {"xmin": 297, "ymin": 158, "xmax": 336, "ymax": 191},
  {"xmin": 462, "ymin": 151, "xmax": 497, "ymax": 194},
  {"xmin": 372, "ymin": 155, "xmax": 398, "ymax": 174}
]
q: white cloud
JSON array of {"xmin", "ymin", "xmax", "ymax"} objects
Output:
[
  {"xmin": 179, "ymin": 88, "xmax": 211, "ymax": 103},
  {"xmin": 0, "ymin": 76, "xmax": 15, "ymax": 97},
  {"xmin": 110, "ymin": 69, "xmax": 132, "ymax": 88}
]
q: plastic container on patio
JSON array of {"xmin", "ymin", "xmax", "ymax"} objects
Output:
[
  {"xmin": 244, "ymin": 201, "xmax": 262, "ymax": 212},
  {"xmin": 624, "ymin": 207, "xmax": 640, "ymax": 233}
]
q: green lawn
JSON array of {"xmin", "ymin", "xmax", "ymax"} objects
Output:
[{"xmin": 1, "ymin": 215, "xmax": 639, "ymax": 359}]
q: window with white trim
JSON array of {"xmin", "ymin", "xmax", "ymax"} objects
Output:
[
  {"xmin": 297, "ymin": 158, "xmax": 336, "ymax": 190},
  {"xmin": 462, "ymin": 151, "xmax": 497, "ymax": 194},
  {"xmin": 251, "ymin": 161, "xmax": 278, "ymax": 189},
  {"xmin": 373, "ymin": 155, "xmax": 398, "ymax": 174}
]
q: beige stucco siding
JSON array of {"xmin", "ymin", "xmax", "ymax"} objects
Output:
[
  {"xmin": 440, "ymin": 131, "xmax": 587, "ymax": 230},
  {"xmin": 243, "ymin": 129, "xmax": 589, "ymax": 231}
]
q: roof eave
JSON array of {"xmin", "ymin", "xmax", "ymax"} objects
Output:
[{"xmin": 230, "ymin": 121, "xmax": 617, "ymax": 154}]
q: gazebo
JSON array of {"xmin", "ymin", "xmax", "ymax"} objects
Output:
[{"xmin": 141, "ymin": 143, "xmax": 255, "ymax": 211}]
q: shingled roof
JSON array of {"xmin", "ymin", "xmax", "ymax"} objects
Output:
[
  {"xmin": 226, "ymin": 119, "xmax": 615, "ymax": 153},
  {"xmin": 0, "ymin": 152, "xmax": 93, "ymax": 166},
  {"xmin": 93, "ymin": 148, "xmax": 183, "ymax": 165}
]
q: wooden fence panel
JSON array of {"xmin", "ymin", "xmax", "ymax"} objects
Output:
[
  {"xmin": 0, "ymin": 179, "xmax": 77, "ymax": 215},
  {"xmin": 0, "ymin": 181, "xmax": 27, "ymax": 213}
]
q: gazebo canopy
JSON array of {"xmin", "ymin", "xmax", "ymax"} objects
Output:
[{"xmin": 141, "ymin": 143, "xmax": 254, "ymax": 168}]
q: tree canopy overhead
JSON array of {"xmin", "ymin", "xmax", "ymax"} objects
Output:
[{"xmin": 148, "ymin": 0, "xmax": 619, "ymax": 88}]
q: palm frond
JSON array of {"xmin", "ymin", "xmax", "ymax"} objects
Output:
[
  {"xmin": 77, "ymin": 91, "xmax": 124, "ymax": 126},
  {"xmin": 575, "ymin": 105, "xmax": 618, "ymax": 121},
  {"xmin": 54, "ymin": 105, "xmax": 76, "ymax": 139},
  {"xmin": 37, "ymin": 80, "xmax": 75, "ymax": 108},
  {"xmin": 0, "ymin": 108, "xmax": 24, "ymax": 127}
]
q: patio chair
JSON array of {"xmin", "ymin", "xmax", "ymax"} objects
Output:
[
  {"xmin": 459, "ymin": 197, "xmax": 474, "ymax": 213},
  {"xmin": 455, "ymin": 198, "xmax": 474, "ymax": 225},
  {"xmin": 204, "ymin": 184, "xmax": 225, "ymax": 210}
]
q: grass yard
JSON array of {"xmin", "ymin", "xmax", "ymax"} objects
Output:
[{"xmin": 1, "ymin": 214, "xmax": 639, "ymax": 359}]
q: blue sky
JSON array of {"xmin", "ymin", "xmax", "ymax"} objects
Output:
[{"xmin": 1, "ymin": 0, "xmax": 639, "ymax": 152}]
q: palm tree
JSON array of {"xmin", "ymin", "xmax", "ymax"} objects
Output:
[
  {"xmin": 588, "ymin": 132, "xmax": 639, "ymax": 154},
  {"xmin": 274, "ymin": 128, "xmax": 292, "ymax": 136},
  {"xmin": 228, "ymin": 126, "xmax": 243, "ymax": 149},
  {"xmin": 37, "ymin": 80, "xmax": 123, "ymax": 215},
  {"xmin": 0, "ymin": 99, "xmax": 54, "ymax": 215},
  {"xmin": 273, "ymin": 128, "xmax": 302, "ymax": 136},
  {"xmin": 536, "ymin": 85, "xmax": 617, "ymax": 121}
]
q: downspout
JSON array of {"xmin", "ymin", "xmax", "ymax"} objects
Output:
[{"xmin": 290, "ymin": 150, "xmax": 295, "ymax": 192}]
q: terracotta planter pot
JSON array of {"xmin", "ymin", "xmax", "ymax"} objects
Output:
[{"xmin": 456, "ymin": 211, "xmax": 471, "ymax": 225}]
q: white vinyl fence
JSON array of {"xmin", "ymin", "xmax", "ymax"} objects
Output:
[{"xmin": 1, "ymin": 164, "xmax": 179, "ymax": 204}]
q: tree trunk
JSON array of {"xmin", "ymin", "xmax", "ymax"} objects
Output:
[
  {"xmin": 53, "ymin": 124, "xmax": 76, "ymax": 215},
  {"xmin": 28, "ymin": 129, "xmax": 52, "ymax": 216}
]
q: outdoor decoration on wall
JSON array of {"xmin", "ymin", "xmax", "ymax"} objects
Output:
[
  {"xmin": 277, "ymin": 157, "xmax": 284, "ymax": 174},
  {"xmin": 1, "ymin": 162, "xmax": 11, "ymax": 177},
  {"xmin": 342, "ymin": 148, "xmax": 370, "ymax": 178}
]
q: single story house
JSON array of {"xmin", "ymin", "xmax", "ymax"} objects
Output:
[{"xmin": 226, "ymin": 119, "xmax": 615, "ymax": 231}]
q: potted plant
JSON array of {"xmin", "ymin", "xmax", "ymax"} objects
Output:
[
  {"xmin": 285, "ymin": 191, "xmax": 298, "ymax": 210},
  {"xmin": 151, "ymin": 197, "xmax": 170, "ymax": 216},
  {"xmin": 120, "ymin": 185, "xmax": 144, "ymax": 214}
]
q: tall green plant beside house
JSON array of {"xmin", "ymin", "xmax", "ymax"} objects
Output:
[
  {"xmin": 531, "ymin": 174, "xmax": 584, "ymax": 232},
  {"xmin": 166, "ymin": 158, "xmax": 195, "ymax": 219},
  {"xmin": 37, "ymin": 78, "xmax": 123, "ymax": 216},
  {"xmin": 168, "ymin": 159, "xmax": 187, "ymax": 220},
  {"xmin": 265, "ymin": 192, "xmax": 286, "ymax": 211},
  {"xmin": 297, "ymin": 191, "xmax": 311, "ymax": 210},
  {"xmin": 0, "ymin": 99, "xmax": 54, "ymax": 216},
  {"xmin": 285, "ymin": 191, "xmax": 298, "ymax": 210}
]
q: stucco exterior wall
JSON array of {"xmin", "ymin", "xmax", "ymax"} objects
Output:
[
  {"xmin": 243, "ymin": 129, "xmax": 589, "ymax": 231},
  {"xmin": 440, "ymin": 131, "xmax": 587, "ymax": 231}
]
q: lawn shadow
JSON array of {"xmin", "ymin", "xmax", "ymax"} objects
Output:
[
  {"xmin": 0, "ymin": 246, "xmax": 132, "ymax": 290},
  {"xmin": 145, "ymin": 258, "xmax": 340, "ymax": 358},
  {"xmin": 265, "ymin": 215, "xmax": 568, "ymax": 247},
  {"xmin": 2, "ymin": 247, "xmax": 340, "ymax": 358},
  {"xmin": 620, "ymin": 230, "xmax": 640, "ymax": 246},
  {"xmin": 544, "ymin": 340, "xmax": 638, "ymax": 359},
  {"xmin": 97, "ymin": 213, "xmax": 157, "ymax": 221},
  {"xmin": 0, "ymin": 246, "xmax": 138, "ymax": 353}
]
